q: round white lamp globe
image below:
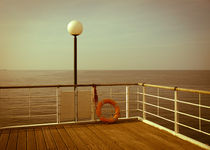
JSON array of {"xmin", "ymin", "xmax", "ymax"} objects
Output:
[{"xmin": 67, "ymin": 20, "xmax": 83, "ymax": 36}]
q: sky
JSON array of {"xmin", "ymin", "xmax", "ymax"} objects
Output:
[{"xmin": 0, "ymin": 0, "xmax": 210, "ymax": 70}]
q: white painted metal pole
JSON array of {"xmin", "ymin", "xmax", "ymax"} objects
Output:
[
  {"xmin": 28, "ymin": 88, "xmax": 31, "ymax": 119},
  {"xmin": 91, "ymin": 86, "xmax": 95, "ymax": 121},
  {"xmin": 56, "ymin": 87, "xmax": 59, "ymax": 123},
  {"xmin": 157, "ymin": 88, "xmax": 160, "ymax": 116},
  {"xmin": 174, "ymin": 89, "xmax": 179, "ymax": 133},
  {"xmin": 137, "ymin": 87, "xmax": 139, "ymax": 110},
  {"xmin": 143, "ymin": 86, "xmax": 146, "ymax": 120},
  {"xmin": 199, "ymin": 93, "xmax": 201, "ymax": 130},
  {"xmin": 126, "ymin": 86, "xmax": 129, "ymax": 118}
]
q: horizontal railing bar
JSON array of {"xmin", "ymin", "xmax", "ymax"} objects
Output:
[
  {"xmin": 177, "ymin": 100, "xmax": 210, "ymax": 109},
  {"xmin": 144, "ymin": 102, "xmax": 175, "ymax": 113},
  {"xmin": 178, "ymin": 122, "xmax": 210, "ymax": 136},
  {"xmin": 0, "ymin": 84, "xmax": 74, "ymax": 89},
  {"xmin": 178, "ymin": 111, "xmax": 210, "ymax": 122},
  {"xmin": 0, "ymin": 113, "xmax": 57, "ymax": 119},
  {"xmin": 1, "ymin": 105, "xmax": 56, "ymax": 110},
  {"xmin": 110, "ymin": 93, "xmax": 126, "ymax": 95},
  {"xmin": 138, "ymin": 92, "xmax": 175, "ymax": 102},
  {"xmin": 176, "ymin": 87, "xmax": 210, "ymax": 95},
  {"xmin": 93, "ymin": 83, "xmax": 139, "ymax": 86},
  {"xmin": 145, "ymin": 111, "xmax": 175, "ymax": 124},
  {"xmin": 138, "ymin": 83, "xmax": 210, "ymax": 94},
  {"xmin": 25, "ymin": 113, "xmax": 57, "ymax": 117},
  {"xmin": 0, "ymin": 83, "xmax": 139, "ymax": 89},
  {"xmin": 138, "ymin": 83, "xmax": 175, "ymax": 90},
  {"xmin": 115, "ymin": 101, "xmax": 125, "ymax": 103},
  {"xmin": 121, "ymin": 109, "xmax": 138, "ymax": 112},
  {"xmin": 98, "ymin": 99, "xmax": 137, "ymax": 103},
  {"xmin": 110, "ymin": 92, "xmax": 138, "ymax": 95},
  {"xmin": 29, "ymin": 105, "xmax": 57, "ymax": 108},
  {"xmin": 137, "ymin": 108, "xmax": 143, "ymax": 112},
  {"xmin": 0, "ymin": 95, "xmax": 56, "ymax": 99},
  {"xmin": 116, "ymin": 100, "xmax": 139, "ymax": 103}
]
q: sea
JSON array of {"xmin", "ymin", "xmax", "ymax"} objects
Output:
[
  {"xmin": 0, "ymin": 70, "xmax": 209, "ymax": 144},
  {"xmin": 0, "ymin": 70, "xmax": 210, "ymax": 90}
]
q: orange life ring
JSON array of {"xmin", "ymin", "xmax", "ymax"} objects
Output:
[{"xmin": 96, "ymin": 99, "xmax": 120, "ymax": 123}]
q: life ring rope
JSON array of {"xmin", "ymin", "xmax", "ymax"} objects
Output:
[{"xmin": 96, "ymin": 99, "xmax": 120, "ymax": 123}]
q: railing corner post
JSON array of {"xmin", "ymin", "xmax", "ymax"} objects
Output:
[{"xmin": 142, "ymin": 85, "xmax": 146, "ymax": 120}]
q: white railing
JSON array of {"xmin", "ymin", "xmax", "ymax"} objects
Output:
[
  {"xmin": 137, "ymin": 83, "xmax": 210, "ymax": 137},
  {"xmin": 0, "ymin": 83, "xmax": 209, "ymax": 148},
  {"xmin": 0, "ymin": 83, "xmax": 139, "ymax": 129}
]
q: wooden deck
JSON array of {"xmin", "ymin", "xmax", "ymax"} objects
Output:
[{"xmin": 0, "ymin": 120, "xmax": 205, "ymax": 150}]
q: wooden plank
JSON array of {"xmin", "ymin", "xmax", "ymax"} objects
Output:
[
  {"xmin": 56, "ymin": 125, "xmax": 77, "ymax": 149},
  {"xmin": 27, "ymin": 128, "xmax": 37, "ymax": 150},
  {"xmin": 63, "ymin": 125, "xmax": 89, "ymax": 150},
  {"xmin": 17, "ymin": 128, "xmax": 27, "ymax": 150},
  {"xmin": 128, "ymin": 122, "xmax": 203, "ymax": 150},
  {"xmin": 6, "ymin": 129, "xmax": 18, "ymax": 150},
  {"xmin": 72, "ymin": 125, "xmax": 99, "ymax": 150},
  {"xmin": 0, "ymin": 129, "xmax": 10, "ymax": 150},
  {"xmin": 49, "ymin": 126, "xmax": 68, "ymax": 150},
  {"xmin": 42, "ymin": 126, "xmax": 57, "ymax": 150},
  {"xmin": 88, "ymin": 125, "xmax": 122, "ymax": 150},
  {"xmin": 0, "ymin": 121, "xmax": 206, "ymax": 150},
  {"xmin": 120, "ymin": 122, "xmax": 168, "ymax": 149},
  {"xmin": 35, "ymin": 127, "xmax": 47, "ymax": 150},
  {"xmin": 95, "ymin": 123, "xmax": 146, "ymax": 150},
  {"xmin": 80, "ymin": 125, "xmax": 111, "ymax": 149}
]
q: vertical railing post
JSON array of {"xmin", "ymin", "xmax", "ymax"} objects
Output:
[
  {"xmin": 137, "ymin": 87, "xmax": 139, "ymax": 110},
  {"xmin": 91, "ymin": 86, "xmax": 96, "ymax": 121},
  {"xmin": 174, "ymin": 87, "xmax": 179, "ymax": 133},
  {"xmin": 56, "ymin": 87, "xmax": 60, "ymax": 123},
  {"xmin": 126, "ymin": 86, "xmax": 129, "ymax": 118},
  {"xmin": 157, "ymin": 88, "xmax": 160, "ymax": 116},
  {"xmin": 199, "ymin": 93, "xmax": 201, "ymax": 130},
  {"xmin": 28, "ymin": 88, "xmax": 31, "ymax": 119},
  {"xmin": 142, "ymin": 85, "xmax": 146, "ymax": 120}
]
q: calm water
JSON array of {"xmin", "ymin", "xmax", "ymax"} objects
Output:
[
  {"xmin": 0, "ymin": 70, "xmax": 210, "ymax": 144},
  {"xmin": 0, "ymin": 70, "xmax": 210, "ymax": 90}
]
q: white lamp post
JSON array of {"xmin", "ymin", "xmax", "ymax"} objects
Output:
[{"xmin": 67, "ymin": 20, "xmax": 83, "ymax": 122}]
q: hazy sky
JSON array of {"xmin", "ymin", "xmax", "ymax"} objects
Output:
[{"xmin": 0, "ymin": 0, "xmax": 210, "ymax": 70}]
